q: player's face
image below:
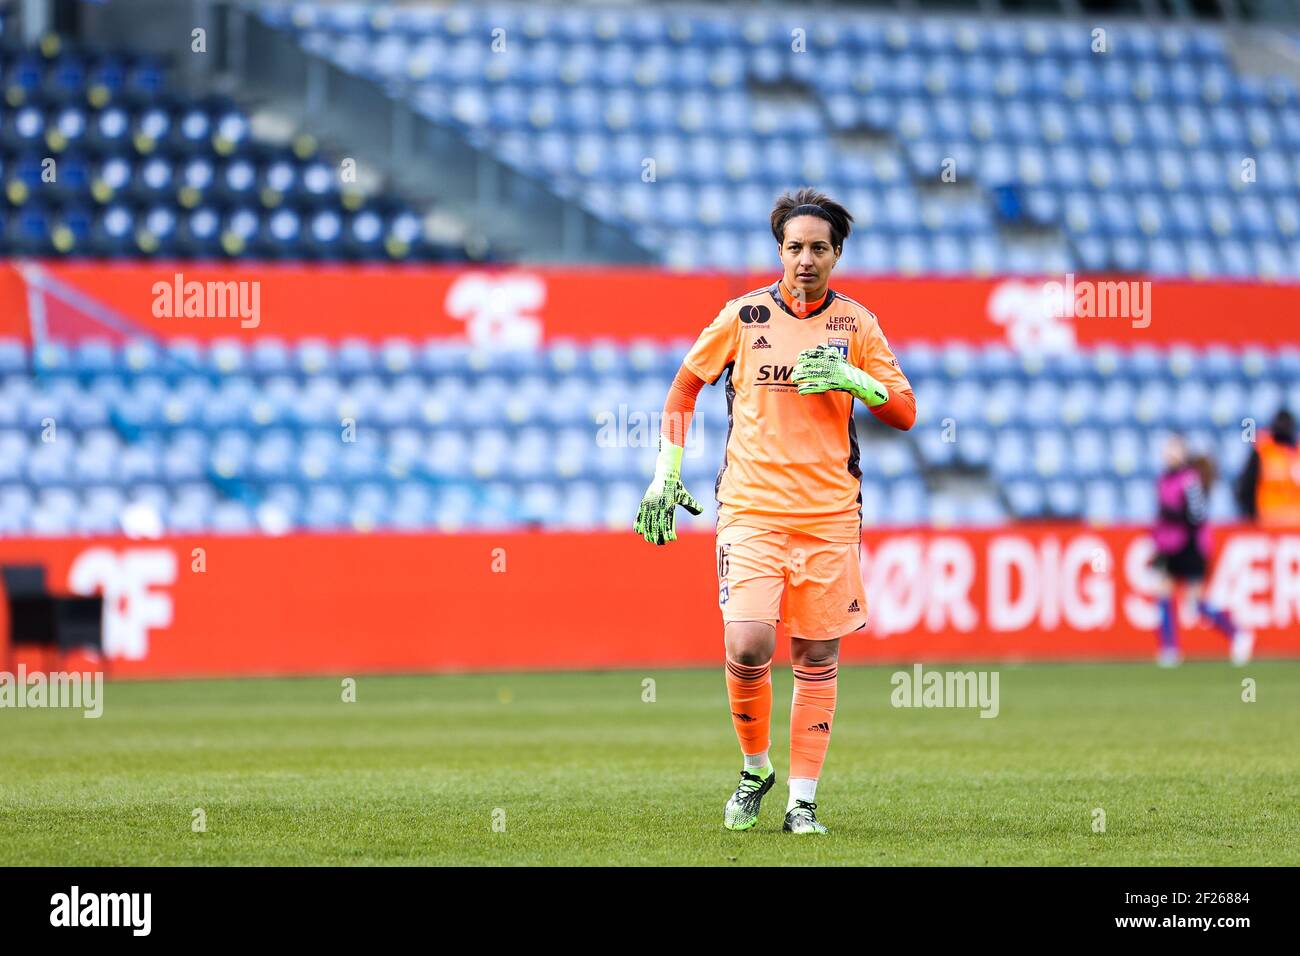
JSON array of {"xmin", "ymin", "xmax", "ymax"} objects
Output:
[
  {"xmin": 779, "ymin": 216, "xmax": 839, "ymax": 300},
  {"xmin": 1163, "ymin": 436, "xmax": 1187, "ymax": 469}
]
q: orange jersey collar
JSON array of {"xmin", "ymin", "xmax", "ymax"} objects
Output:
[{"xmin": 777, "ymin": 280, "xmax": 828, "ymax": 318}]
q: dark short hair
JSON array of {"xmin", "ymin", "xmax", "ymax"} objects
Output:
[
  {"xmin": 1273, "ymin": 407, "xmax": 1296, "ymax": 442},
  {"xmin": 770, "ymin": 187, "xmax": 853, "ymax": 252}
]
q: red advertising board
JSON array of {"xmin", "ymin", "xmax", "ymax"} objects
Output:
[
  {"xmin": 1, "ymin": 525, "xmax": 1297, "ymax": 678},
  {"xmin": 0, "ymin": 260, "xmax": 1296, "ymax": 348}
]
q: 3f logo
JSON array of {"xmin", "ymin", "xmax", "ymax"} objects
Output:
[{"xmin": 67, "ymin": 547, "xmax": 177, "ymax": 660}]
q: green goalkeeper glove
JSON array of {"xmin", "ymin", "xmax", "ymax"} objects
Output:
[
  {"xmin": 634, "ymin": 437, "xmax": 703, "ymax": 545},
  {"xmin": 792, "ymin": 344, "xmax": 890, "ymax": 406}
]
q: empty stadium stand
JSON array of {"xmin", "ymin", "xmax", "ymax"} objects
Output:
[{"xmin": 260, "ymin": 3, "xmax": 1300, "ymax": 278}]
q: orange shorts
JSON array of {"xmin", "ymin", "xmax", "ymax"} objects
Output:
[{"xmin": 715, "ymin": 523, "xmax": 868, "ymax": 641}]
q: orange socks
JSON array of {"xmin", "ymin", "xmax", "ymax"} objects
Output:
[
  {"xmin": 726, "ymin": 658, "xmax": 838, "ymax": 796},
  {"xmin": 789, "ymin": 662, "xmax": 838, "ymax": 782},
  {"xmin": 725, "ymin": 657, "xmax": 772, "ymax": 760}
]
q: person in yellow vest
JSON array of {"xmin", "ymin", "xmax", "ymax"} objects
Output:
[{"xmin": 1235, "ymin": 409, "xmax": 1300, "ymax": 526}]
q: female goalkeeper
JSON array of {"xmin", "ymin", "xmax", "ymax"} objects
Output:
[{"xmin": 633, "ymin": 187, "xmax": 916, "ymax": 834}]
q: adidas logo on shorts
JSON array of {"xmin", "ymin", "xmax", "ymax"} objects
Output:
[
  {"xmin": 751, "ymin": 335, "xmax": 771, "ymax": 349},
  {"xmin": 847, "ymin": 598, "xmax": 860, "ymax": 613}
]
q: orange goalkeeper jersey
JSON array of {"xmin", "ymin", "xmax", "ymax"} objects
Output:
[{"xmin": 682, "ymin": 280, "xmax": 913, "ymax": 543}]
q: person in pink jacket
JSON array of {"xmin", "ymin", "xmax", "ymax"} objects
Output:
[{"xmin": 1151, "ymin": 434, "xmax": 1253, "ymax": 667}]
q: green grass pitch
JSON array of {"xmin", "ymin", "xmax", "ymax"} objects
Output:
[{"xmin": 1, "ymin": 662, "xmax": 1296, "ymax": 865}]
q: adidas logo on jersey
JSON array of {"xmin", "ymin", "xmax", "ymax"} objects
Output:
[
  {"xmin": 751, "ymin": 336, "xmax": 771, "ymax": 349},
  {"xmin": 847, "ymin": 598, "xmax": 860, "ymax": 613},
  {"xmin": 807, "ymin": 721, "xmax": 831, "ymax": 733}
]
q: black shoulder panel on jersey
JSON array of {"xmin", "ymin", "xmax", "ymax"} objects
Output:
[{"xmin": 715, "ymin": 362, "xmax": 737, "ymax": 501}]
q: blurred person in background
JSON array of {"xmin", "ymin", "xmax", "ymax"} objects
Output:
[
  {"xmin": 1234, "ymin": 408, "xmax": 1300, "ymax": 527},
  {"xmin": 633, "ymin": 187, "xmax": 915, "ymax": 835},
  {"xmin": 1152, "ymin": 434, "xmax": 1253, "ymax": 667}
]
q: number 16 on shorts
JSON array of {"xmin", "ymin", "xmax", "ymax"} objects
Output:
[{"xmin": 717, "ymin": 543, "xmax": 730, "ymax": 606}]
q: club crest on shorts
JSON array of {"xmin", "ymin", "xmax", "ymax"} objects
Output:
[{"xmin": 828, "ymin": 337, "xmax": 849, "ymax": 358}]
